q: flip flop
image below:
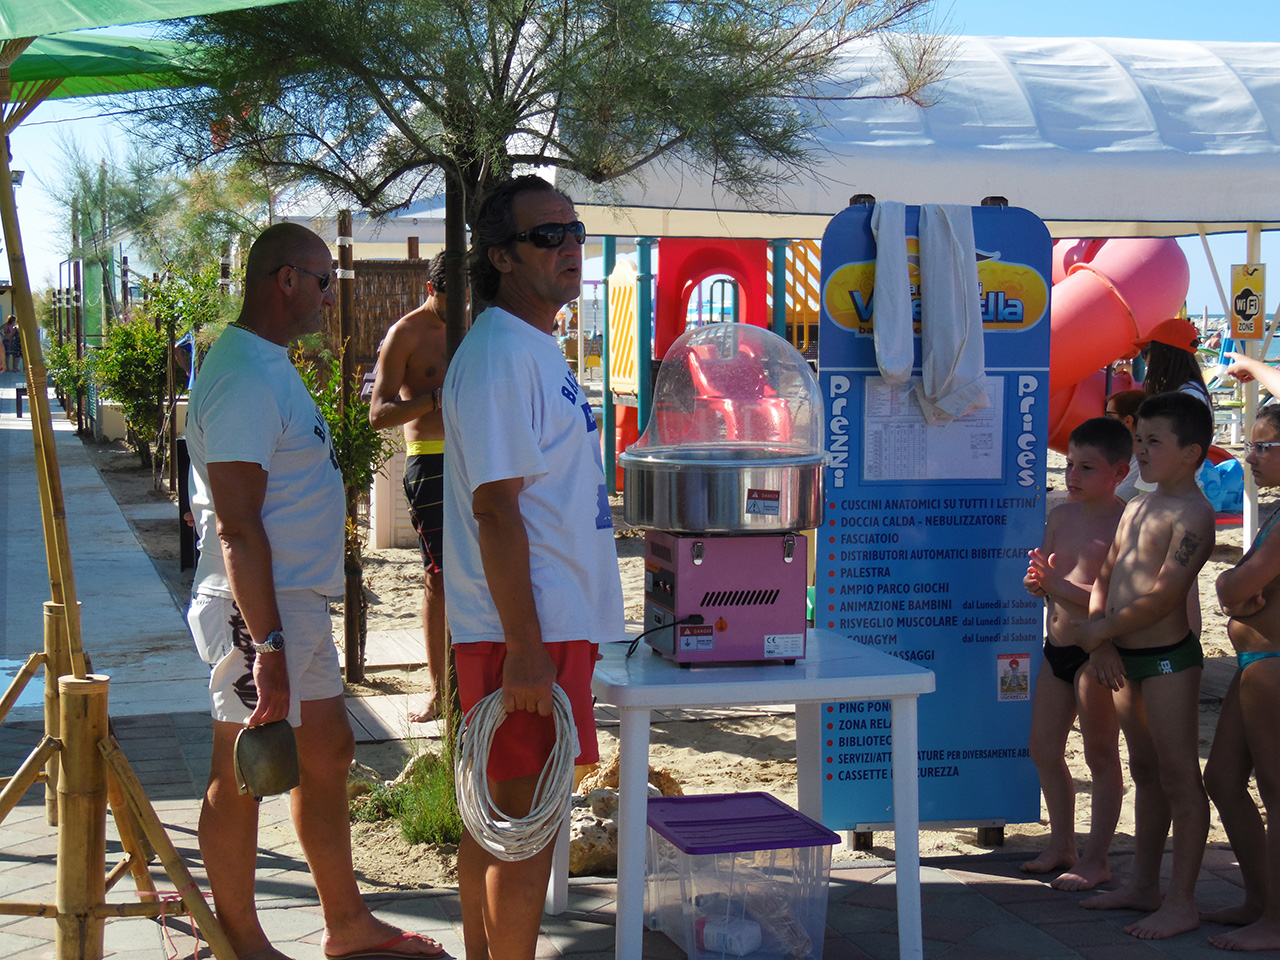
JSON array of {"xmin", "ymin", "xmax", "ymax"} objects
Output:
[{"xmin": 324, "ymin": 931, "xmax": 446, "ymax": 960}]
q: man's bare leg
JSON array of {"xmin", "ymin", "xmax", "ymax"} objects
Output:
[
  {"xmin": 200, "ymin": 720, "xmax": 293, "ymax": 960},
  {"xmin": 1085, "ymin": 684, "xmax": 1169, "ymax": 914},
  {"xmin": 1055, "ymin": 665, "xmax": 1122, "ymax": 892},
  {"xmin": 1023, "ymin": 660, "xmax": 1080, "ymax": 876},
  {"xmin": 1124, "ymin": 669, "xmax": 1207, "ymax": 940},
  {"xmin": 1211, "ymin": 660, "xmax": 1280, "ymax": 951},
  {"xmin": 292, "ymin": 696, "xmax": 442, "ymax": 958},
  {"xmin": 410, "ymin": 570, "xmax": 447, "ymax": 723},
  {"xmin": 459, "ymin": 771, "xmax": 554, "ymax": 960},
  {"xmin": 1204, "ymin": 672, "xmax": 1266, "ymax": 927}
]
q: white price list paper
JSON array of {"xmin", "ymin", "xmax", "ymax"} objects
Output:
[{"xmin": 862, "ymin": 376, "xmax": 1004, "ymax": 481}]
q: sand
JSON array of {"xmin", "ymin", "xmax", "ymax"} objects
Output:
[{"xmin": 82, "ymin": 436, "xmax": 1269, "ymax": 892}]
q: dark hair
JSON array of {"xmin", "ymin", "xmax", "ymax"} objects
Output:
[
  {"xmin": 1258, "ymin": 403, "xmax": 1280, "ymax": 437},
  {"xmin": 428, "ymin": 251, "xmax": 447, "ymax": 295},
  {"xmin": 1137, "ymin": 391, "xmax": 1214, "ymax": 466},
  {"xmin": 467, "ymin": 175, "xmax": 569, "ymax": 301},
  {"xmin": 1143, "ymin": 341, "xmax": 1209, "ymax": 399},
  {"xmin": 1069, "ymin": 416, "xmax": 1133, "ymax": 465},
  {"xmin": 1106, "ymin": 389, "xmax": 1145, "ymax": 422}
]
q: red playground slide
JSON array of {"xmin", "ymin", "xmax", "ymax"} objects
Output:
[{"xmin": 1046, "ymin": 238, "xmax": 1190, "ymax": 451}]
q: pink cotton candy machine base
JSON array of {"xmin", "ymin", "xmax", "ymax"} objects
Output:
[{"xmin": 642, "ymin": 530, "xmax": 809, "ymax": 665}]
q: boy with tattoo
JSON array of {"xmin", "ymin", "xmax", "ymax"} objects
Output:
[{"xmin": 1058, "ymin": 391, "xmax": 1216, "ymax": 940}]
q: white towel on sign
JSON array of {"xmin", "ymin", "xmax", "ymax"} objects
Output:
[
  {"xmin": 915, "ymin": 204, "xmax": 989, "ymax": 425},
  {"xmin": 869, "ymin": 201, "xmax": 913, "ymax": 386}
]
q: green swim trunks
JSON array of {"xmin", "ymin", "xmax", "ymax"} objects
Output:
[{"xmin": 1117, "ymin": 632, "xmax": 1203, "ymax": 681}]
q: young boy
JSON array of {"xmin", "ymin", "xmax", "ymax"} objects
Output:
[
  {"xmin": 1022, "ymin": 417, "xmax": 1131, "ymax": 891},
  {"xmin": 1061, "ymin": 391, "xmax": 1216, "ymax": 940}
]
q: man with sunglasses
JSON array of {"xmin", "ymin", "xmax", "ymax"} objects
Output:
[
  {"xmin": 443, "ymin": 176, "xmax": 624, "ymax": 960},
  {"xmin": 187, "ymin": 223, "xmax": 444, "ymax": 960},
  {"xmin": 368, "ymin": 251, "xmax": 453, "ymax": 724}
]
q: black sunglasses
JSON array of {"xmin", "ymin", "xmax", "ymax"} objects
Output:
[
  {"xmin": 509, "ymin": 220, "xmax": 586, "ymax": 249},
  {"xmin": 271, "ymin": 263, "xmax": 332, "ymax": 291}
]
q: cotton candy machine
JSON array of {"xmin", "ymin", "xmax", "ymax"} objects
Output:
[{"xmin": 619, "ymin": 324, "xmax": 824, "ymax": 664}]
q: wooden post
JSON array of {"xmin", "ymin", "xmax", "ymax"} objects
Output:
[
  {"xmin": 73, "ymin": 260, "xmax": 84, "ymax": 433},
  {"xmin": 43, "ymin": 601, "xmax": 75, "ymax": 826},
  {"xmin": 56, "ymin": 675, "xmax": 109, "ymax": 960},
  {"xmin": 337, "ymin": 210, "xmax": 363, "ymax": 682},
  {"xmin": 120, "ymin": 256, "xmax": 129, "ymax": 316},
  {"xmin": 407, "ymin": 236, "xmax": 420, "ymax": 260}
]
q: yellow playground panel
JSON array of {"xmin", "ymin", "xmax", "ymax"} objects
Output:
[
  {"xmin": 608, "ymin": 258, "xmax": 639, "ymax": 394},
  {"xmin": 768, "ymin": 239, "xmax": 821, "ymax": 354}
]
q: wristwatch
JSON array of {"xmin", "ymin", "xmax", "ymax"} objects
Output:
[{"xmin": 252, "ymin": 630, "xmax": 285, "ymax": 654}]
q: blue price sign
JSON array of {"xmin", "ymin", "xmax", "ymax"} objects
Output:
[{"xmin": 816, "ymin": 204, "xmax": 1052, "ymax": 828}]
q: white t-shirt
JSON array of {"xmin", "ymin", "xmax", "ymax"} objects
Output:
[
  {"xmin": 442, "ymin": 306, "xmax": 625, "ymax": 645},
  {"xmin": 187, "ymin": 325, "xmax": 345, "ymax": 597}
]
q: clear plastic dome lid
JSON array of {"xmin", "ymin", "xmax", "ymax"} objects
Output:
[{"xmin": 630, "ymin": 323, "xmax": 824, "ymax": 459}]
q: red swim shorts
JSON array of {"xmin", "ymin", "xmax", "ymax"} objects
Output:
[{"xmin": 454, "ymin": 640, "xmax": 600, "ymax": 782}]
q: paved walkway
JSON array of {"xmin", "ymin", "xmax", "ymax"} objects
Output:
[{"xmin": 0, "ymin": 371, "xmax": 1274, "ymax": 959}]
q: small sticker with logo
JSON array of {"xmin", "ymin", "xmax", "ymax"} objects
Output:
[
  {"xmin": 764, "ymin": 634, "xmax": 804, "ymax": 658},
  {"xmin": 745, "ymin": 488, "xmax": 781, "ymax": 516},
  {"xmin": 1158, "ymin": 659, "xmax": 1173, "ymax": 675},
  {"xmin": 678, "ymin": 625, "xmax": 715, "ymax": 651}
]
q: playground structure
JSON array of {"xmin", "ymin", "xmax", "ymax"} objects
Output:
[{"xmin": 603, "ymin": 232, "xmax": 1195, "ymax": 479}]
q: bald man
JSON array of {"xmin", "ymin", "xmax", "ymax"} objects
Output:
[{"xmin": 186, "ymin": 223, "xmax": 443, "ymax": 960}]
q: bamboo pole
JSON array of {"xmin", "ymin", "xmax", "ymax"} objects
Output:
[
  {"xmin": 0, "ymin": 902, "xmax": 58, "ymax": 917},
  {"xmin": 100, "ymin": 737, "xmax": 239, "ymax": 960},
  {"xmin": 56, "ymin": 675, "xmax": 109, "ymax": 960},
  {"xmin": 44, "ymin": 601, "xmax": 74, "ymax": 824},
  {"xmin": 103, "ymin": 766, "xmax": 156, "ymax": 897},
  {"xmin": 0, "ymin": 652, "xmax": 43, "ymax": 722},
  {"xmin": 0, "ymin": 736, "xmax": 59, "ymax": 823},
  {"xmin": 0, "ymin": 130, "xmax": 86, "ymax": 676}
]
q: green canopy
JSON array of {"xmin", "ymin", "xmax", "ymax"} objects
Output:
[
  {"xmin": 4, "ymin": 33, "xmax": 188, "ymax": 101},
  {"xmin": 0, "ymin": 0, "xmax": 297, "ymax": 42}
]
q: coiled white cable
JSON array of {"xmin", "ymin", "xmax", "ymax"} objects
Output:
[{"xmin": 454, "ymin": 683, "xmax": 578, "ymax": 861}]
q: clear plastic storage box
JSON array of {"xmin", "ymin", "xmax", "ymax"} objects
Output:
[{"xmin": 646, "ymin": 793, "xmax": 839, "ymax": 960}]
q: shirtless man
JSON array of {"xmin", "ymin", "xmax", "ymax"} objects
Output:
[
  {"xmin": 1204, "ymin": 354, "xmax": 1280, "ymax": 951},
  {"xmin": 368, "ymin": 252, "xmax": 451, "ymax": 722},
  {"xmin": 1060, "ymin": 391, "xmax": 1216, "ymax": 939}
]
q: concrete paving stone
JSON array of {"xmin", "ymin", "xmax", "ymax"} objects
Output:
[
  {"xmin": 960, "ymin": 920, "xmax": 1081, "ymax": 957},
  {"xmin": 102, "ymin": 915, "xmax": 166, "ymax": 953},
  {"xmin": 0, "ymin": 913, "xmax": 54, "ymax": 941},
  {"xmin": 932, "ymin": 945, "xmax": 1047, "ymax": 960},
  {"xmin": 0, "ymin": 929, "xmax": 50, "ymax": 959},
  {"xmin": 1004, "ymin": 895, "xmax": 1107, "ymax": 924},
  {"xmin": 830, "ymin": 863, "xmax": 896, "ymax": 885},
  {"xmin": 824, "ymin": 901, "xmax": 897, "ymax": 936},
  {"xmin": 920, "ymin": 890, "xmax": 1020, "ymax": 926},
  {"xmin": 1077, "ymin": 943, "xmax": 1173, "ymax": 959},
  {"xmin": 1039, "ymin": 916, "xmax": 1144, "ymax": 949},
  {"xmin": 259, "ymin": 902, "xmax": 326, "ymax": 942},
  {"xmin": 820, "ymin": 935, "xmax": 879, "ymax": 960},
  {"xmin": 541, "ymin": 915, "xmax": 618, "ymax": 955},
  {"xmin": 886, "ymin": 911, "xmax": 984, "ymax": 944},
  {"xmin": 1199, "ymin": 844, "xmax": 1240, "ymax": 871},
  {"xmin": 827, "ymin": 929, "xmax": 924, "ymax": 960}
]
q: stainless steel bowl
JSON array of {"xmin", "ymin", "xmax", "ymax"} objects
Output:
[{"xmin": 620, "ymin": 446, "xmax": 824, "ymax": 533}]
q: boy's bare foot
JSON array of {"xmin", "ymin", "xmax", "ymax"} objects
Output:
[
  {"xmin": 1125, "ymin": 900, "xmax": 1201, "ymax": 940},
  {"xmin": 408, "ymin": 700, "xmax": 442, "ymax": 724},
  {"xmin": 1082, "ymin": 884, "xmax": 1162, "ymax": 913},
  {"xmin": 1202, "ymin": 903, "xmax": 1264, "ymax": 926},
  {"xmin": 1051, "ymin": 861, "xmax": 1111, "ymax": 892},
  {"xmin": 1208, "ymin": 918, "xmax": 1280, "ymax": 951},
  {"xmin": 1021, "ymin": 849, "xmax": 1077, "ymax": 875}
]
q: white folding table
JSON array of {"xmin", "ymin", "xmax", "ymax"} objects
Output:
[{"xmin": 590, "ymin": 629, "xmax": 936, "ymax": 960}]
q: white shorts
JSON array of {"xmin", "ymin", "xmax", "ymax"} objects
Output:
[{"xmin": 186, "ymin": 589, "xmax": 343, "ymax": 727}]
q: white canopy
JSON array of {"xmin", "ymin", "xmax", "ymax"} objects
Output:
[{"xmin": 566, "ymin": 35, "xmax": 1280, "ymax": 240}]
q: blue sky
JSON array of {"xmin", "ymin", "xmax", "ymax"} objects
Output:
[{"xmin": 9, "ymin": 0, "xmax": 1280, "ymax": 313}]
